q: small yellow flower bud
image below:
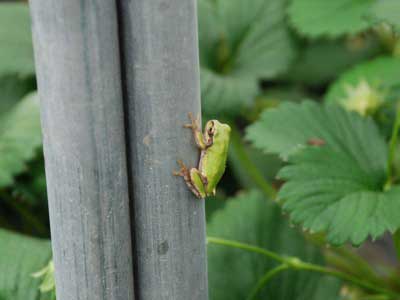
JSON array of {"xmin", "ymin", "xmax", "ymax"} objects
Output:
[{"xmin": 341, "ymin": 80, "xmax": 384, "ymax": 116}]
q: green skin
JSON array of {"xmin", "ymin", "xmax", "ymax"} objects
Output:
[{"xmin": 174, "ymin": 114, "xmax": 231, "ymax": 198}]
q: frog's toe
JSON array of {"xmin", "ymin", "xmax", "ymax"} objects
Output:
[
  {"xmin": 184, "ymin": 112, "xmax": 200, "ymax": 129},
  {"xmin": 173, "ymin": 170, "xmax": 182, "ymax": 176},
  {"xmin": 176, "ymin": 160, "xmax": 187, "ymax": 169}
]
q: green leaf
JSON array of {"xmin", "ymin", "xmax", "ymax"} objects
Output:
[
  {"xmin": 283, "ymin": 37, "xmax": 382, "ymax": 86},
  {"xmin": 198, "ymin": 0, "xmax": 295, "ymax": 117},
  {"xmin": 0, "ymin": 229, "xmax": 52, "ymax": 300},
  {"xmin": 244, "ymin": 86, "xmax": 309, "ymax": 121},
  {"xmin": 12, "ymin": 153, "xmax": 47, "ymax": 205},
  {"xmin": 0, "ymin": 92, "xmax": 42, "ymax": 188},
  {"xmin": 246, "ymin": 101, "xmax": 400, "ymax": 246},
  {"xmin": 200, "ymin": 68, "xmax": 258, "ymax": 117},
  {"xmin": 246, "ymin": 100, "xmax": 388, "ymax": 162},
  {"xmin": 207, "ymin": 190, "xmax": 341, "ymax": 300},
  {"xmin": 0, "ymin": 75, "xmax": 35, "ymax": 117},
  {"xmin": 288, "ymin": 0, "xmax": 374, "ymax": 38},
  {"xmin": 205, "ymin": 194, "xmax": 226, "ymax": 221},
  {"xmin": 326, "ymin": 56, "xmax": 400, "ymax": 104},
  {"xmin": 368, "ymin": 0, "xmax": 400, "ymax": 32},
  {"xmin": 32, "ymin": 260, "xmax": 55, "ymax": 297},
  {"xmin": 0, "ymin": 3, "xmax": 34, "ymax": 76},
  {"xmin": 278, "ymin": 147, "xmax": 400, "ymax": 246}
]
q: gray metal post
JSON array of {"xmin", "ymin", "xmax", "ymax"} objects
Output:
[
  {"xmin": 29, "ymin": 1, "xmax": 135, "ymax": 300},
  {"xmin": 118, "ymin": 0, "xmax": 208, "ymax": 299}
]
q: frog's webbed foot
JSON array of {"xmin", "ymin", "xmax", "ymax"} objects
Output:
[
  {"xmin": 183, "ymin": 113, "xmax": 209, "ymax": 150},
  {"xmin": 173, "ymin": 160, "xmax": 188, "ymax": 176},
  {"xmin": 183, "ymin": 112, "xmax": 200, "ymax": 130},
  {"xmin": 173, "ymin": 160, "xmax": 203, "ymax": 198}
]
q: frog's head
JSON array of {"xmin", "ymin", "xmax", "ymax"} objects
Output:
[{"xmin": 205, "ymin": 120, "xmax": 231, "ymax": 141}]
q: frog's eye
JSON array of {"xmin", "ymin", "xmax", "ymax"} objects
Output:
[{"xmin": 208, "ymin": 121, "xmax": 215, "ymax": 135}]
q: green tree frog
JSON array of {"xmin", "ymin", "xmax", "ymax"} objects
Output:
[{"xmin": 174, "ymin": 113, "xmax": 231, "ymax": 199}]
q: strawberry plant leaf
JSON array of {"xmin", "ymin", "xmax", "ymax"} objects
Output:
[
  {"xmin": 207, "ymin": 190, "xmax": 341, "ymax": 300},
  {"xmin": 0, "ymin": 229, "xmax": 52, "ymax": 300},
  {"xmin": 368, "ymin": 0, "xmax": 400, "ymax": 33},
  {"xmin": 246, "ymin": 101, "xmax": 400, "ymax": 246},
  {"xmin": 279, "ymin": 147, "xmax": 400, "ymax": 246},
  {"xmin": 198, "ymin": 0, "xmax": 295, "ymax": 117},
  {"xmin": 200, "ymin": 68, "xmax": 258, "ymax": 117},
  {"xmin": 246, "ymin": 100, "xmax": 387, "ymax": 162},
  {"xmin": 12, "ymin": 153, "xmax": 47, "ymax": 205},
  {"xmin": 0, "ymin": 92, "xmax": 42, "ymax": 189},
  {"xmin": 0, "ymin": 3, "xmax": 34, "ymax": 76},
  {"xmin": 288, "ymin": 0, "xmax": 374, "ymax": 38},
  {"xmin": 0, "ymin": 75, "xmax": 35, "ymax": 117},
  {"xmin": 282, "ymin": 37, "xmax": 381, "ymax": 86}
]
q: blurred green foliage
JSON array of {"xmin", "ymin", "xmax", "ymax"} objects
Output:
[{"xmin": 2, "ymin": 0, "xmax": 400, "ymax": 299}]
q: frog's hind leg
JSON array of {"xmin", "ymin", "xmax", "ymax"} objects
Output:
[
  {"xmin": 189, "ymin": 168, "xmax": 207, "ymax": 199},
  {"xmin": 173, "ymin": 160, "xmax": 204, "ymax": 198}
]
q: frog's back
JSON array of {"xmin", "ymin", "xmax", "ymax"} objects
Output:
[{"xmin": 201, "ymin": 133, "xmax": 229, "ymax": 194}]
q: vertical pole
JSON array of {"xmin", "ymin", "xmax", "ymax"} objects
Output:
[
  {"xmin": 118, "ymin": 0, "xmax": 208, "ymax": 299},
  {"xmin": 29, "ymin": 1, "xmax": 135, "ymax": 300}
]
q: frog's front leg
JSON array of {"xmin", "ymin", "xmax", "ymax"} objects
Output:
[
  {"xmin": 173, "ymin": 160, "xmax": 207, "ymax": 199},
  {"xmin": 184, "ymin": 112, "xmax": 212, "ymax": 149}
]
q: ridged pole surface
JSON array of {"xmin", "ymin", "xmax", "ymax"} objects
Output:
[
  {"xmin": 117, "ymin": 0, "xmax": 209, "ymax": 299},
  {"xmin": 29, "ymin": 1, "xmax": 135, "ymax": 299}
]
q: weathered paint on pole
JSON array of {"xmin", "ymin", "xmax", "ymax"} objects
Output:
[
  {"xmin": 29, "ymin": 1, "xmax": 135, "ymax": 299},
  {"xmin": 117, "ymin": 0, "xmax": 208, "ymax": 299}
]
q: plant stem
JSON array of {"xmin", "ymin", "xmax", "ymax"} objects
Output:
[
  {"xmin": 246, "ymin": 264, "xmax": 289, "ymax": 300},
  {"xmin": 386, "ymin": 103, "xmax": 400, "ymax": 189},
  {"xmin": 324, "ymin": 247, "xmax": 383, "ymax": 287},
  {"xmin": 393, "ymin": 230, "xmax": 400, "ymax": 263},
  {"xmin": 207, "ymin": 237, "xmax": 400, "ymax": 299},
  {"xmin": 296, "ymin": 263, "xmax": 393, "ymax": 296},
  {"xmin": 207, "ymin": 236, "xmax": 285, "ymax": 264},
  {"xmin": 382, "ymin": 101, "xmax": 400, "ymax": 262},
  {"xmin": 229, "ymin": 124, "xmax": 277, "ymax": 199}
]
